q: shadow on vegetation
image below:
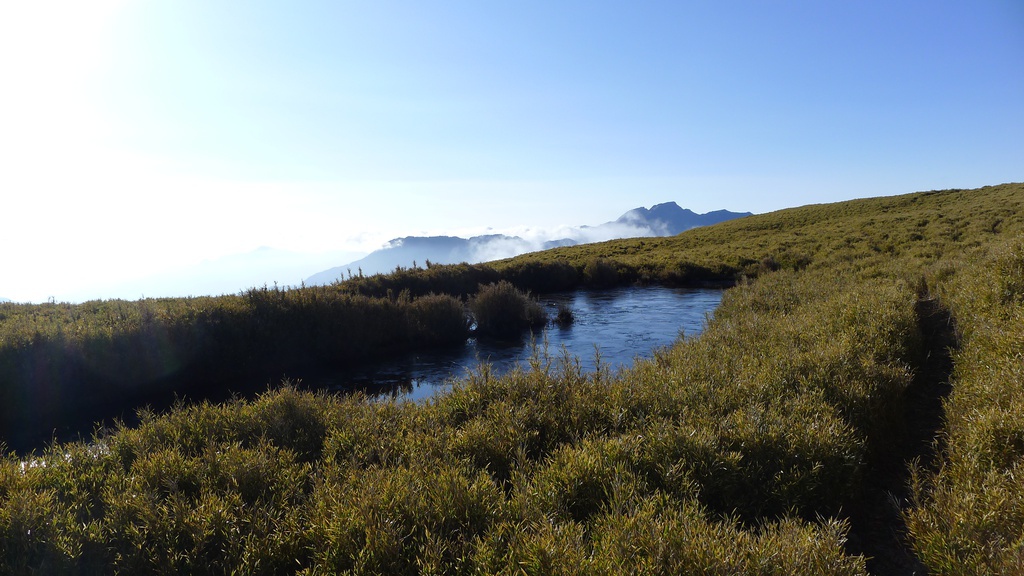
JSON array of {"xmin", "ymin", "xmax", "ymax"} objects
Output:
[{"xmin": 845, "ymin": 295, "xmax": 956, "ymax": 576}]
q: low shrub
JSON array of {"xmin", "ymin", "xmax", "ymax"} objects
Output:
[
  {"xmin": 469, "ymin": 281, "xmax": 547, "ymax": 338},
  {"xmin": 405, "ymin": 293, "xmax": 471, "ymax": 347},
  {"xmin": 553, "ymin": 303, "xmax": 575, "ymax": 326}
]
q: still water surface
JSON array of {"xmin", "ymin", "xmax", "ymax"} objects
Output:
[{"xmin": 307, "ymin": 286, "xmax": 724, "ymax": 402}]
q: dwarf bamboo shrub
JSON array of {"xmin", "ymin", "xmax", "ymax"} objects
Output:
[
  {"xmin": 469, "ymin": 281, "xmax": 547, "ymax": 337},
  {"xmin": 405, "ymin": 293, "xmax": 471, "ymax": 346}
]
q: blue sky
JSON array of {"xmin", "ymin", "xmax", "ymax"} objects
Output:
[{"xmin": 1, "ymin": 1, "xmax": 1021, "ymax": 302}]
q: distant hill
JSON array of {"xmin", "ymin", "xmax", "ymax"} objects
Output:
[{"xmin": 306, "ymin": 203, "xmax": 750, "ymax": 285}]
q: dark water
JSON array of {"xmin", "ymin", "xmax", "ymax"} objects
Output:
[{"xmin": 306, "ymin": 286, "xmax": 723, "ymax": 402}]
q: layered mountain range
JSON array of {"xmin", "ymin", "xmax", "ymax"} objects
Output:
[{"xmin": 306, "ymin": 202, "xmax": 751, "ymax": 285}]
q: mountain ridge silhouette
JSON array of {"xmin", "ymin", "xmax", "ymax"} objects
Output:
[{"xmin": 305, "ymin": 202, "xmax": 751, "ymax": 285}]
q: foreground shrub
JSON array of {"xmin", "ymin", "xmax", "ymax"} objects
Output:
[
  {"xmin": 307, "ymin": 462, "xmax": 503, "ymax": 575},
  {"xmin": 585, "ymin": 496, "xmax": 866, "ymax": 576}
]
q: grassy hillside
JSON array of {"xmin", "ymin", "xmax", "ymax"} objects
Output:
[{"xmin": 1, "ymin": 183, "xmax": 1022, "ymax": 574}]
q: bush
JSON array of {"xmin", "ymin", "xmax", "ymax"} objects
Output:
[
  {"xmin": 553, "ymin": 303, "xmax": 575, "ymax": 326},
  {"xmin": 469, "ymin": 281, "xmax": 547, "ymax": 338},
  {"xmin": 406, "ymin": 293, "xmax": 471, "ymax": 347}
]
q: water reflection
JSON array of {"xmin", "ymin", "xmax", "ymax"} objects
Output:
[{"xmin": 307, "ymin": 286, "xmax": 723, "ymax": 402}]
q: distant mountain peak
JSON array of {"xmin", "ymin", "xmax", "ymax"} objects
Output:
[
  {"xmin": 618, "ymin": 203, "xmax": 751, "ymax": 235},
  {"xmin": 650, "ymin": 201, "xmax": 689, "ymax": 212}
]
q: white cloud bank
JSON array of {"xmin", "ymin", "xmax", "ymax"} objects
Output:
[{"xmin": 465, "ymin": 220, "xmax": 664, "ymax": 264}]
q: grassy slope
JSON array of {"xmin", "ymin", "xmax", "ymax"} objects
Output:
[
  {"xmin": 0, "ymin": 183, "xmax": 1022, "ymax": 574},
  {"xmin": 498, "ymin": 185, "xmax": 1018, "ymax": 283}
]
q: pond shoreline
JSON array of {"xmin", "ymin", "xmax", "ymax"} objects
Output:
[
  {"xmin": 6, "ymin": 285, "xmax": 724, "ymax": 454},
  {"xmin": 313, "ymin": 285, "xmax": 724, "ymax": 403}
]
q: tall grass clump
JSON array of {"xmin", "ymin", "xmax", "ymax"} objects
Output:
[
  {"xmin": 405, "ymin": 292, "xmax": 472, "ymax": 346},
  {"xmin": 469, "ymin": 281, "xmax": 547, "ymax": 338}
]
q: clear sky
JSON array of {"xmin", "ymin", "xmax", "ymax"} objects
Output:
[{"xmin": 1, "ymin": 1, "xmax": 1021, "ymax": 303}]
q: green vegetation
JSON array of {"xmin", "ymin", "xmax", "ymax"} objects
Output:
[
  {"xmin": 0, "ymin": 286, "xmax": 470, "ymax": 450},
  {"xmin": 0, "ymin": 183, "xmax": 1022, "ymax": 574},
  {"xmin": 469, "ymin": 281, "xmax": 547, "ymax": 337},
  {"xmin": 904, "ymin": 238, "xmax": 1024, "ymax": 573}
]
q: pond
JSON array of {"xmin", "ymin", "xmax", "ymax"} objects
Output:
[
  {"xmin": 305, "ymin": 286, "xmax": 724, "ymax": 402},
  {"xmin": 10, "ymin": 286, "xmax": 724, "ymax": 453}
]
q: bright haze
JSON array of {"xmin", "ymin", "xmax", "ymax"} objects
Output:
[{"xmin": 1, "ymin": 1, "xmax": 1021, "ymax": 303}]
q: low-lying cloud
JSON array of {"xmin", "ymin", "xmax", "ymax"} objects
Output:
[{"xmin": 465, "ymin": 220, "xmax": 665, "ymax": 264}]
